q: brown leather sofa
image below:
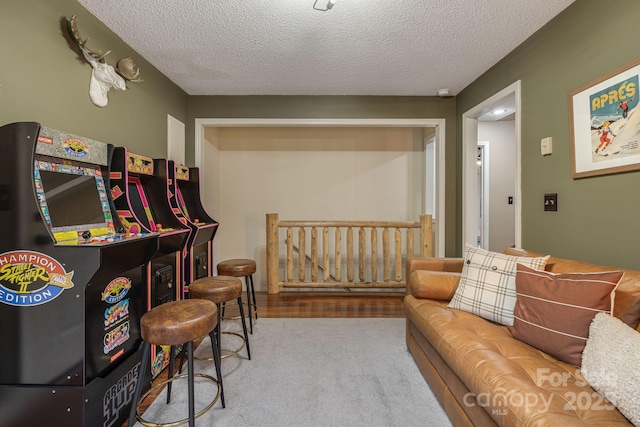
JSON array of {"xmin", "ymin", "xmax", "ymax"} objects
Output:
[{"xmin": 404, "ymin": 248, "xmax": 640, "ymax": 427}]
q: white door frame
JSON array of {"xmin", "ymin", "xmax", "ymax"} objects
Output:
[
  {"xmin": 194, "ymin": 118, "xmax": 446, "ymax": 257},
  {"xmin": 424, "ymin": 136, "xmax": 436, "ymax": 222},
  {"xmin": 477, "ymin": 141, "xmax": 490, "ymax": 249},
  {"xmin": 167, "ymin": 114, "xmax": 185, "ymax": 164},
  {"xmin": 462, "ymin": 81, "xmax": 522, "ymax": 249}
]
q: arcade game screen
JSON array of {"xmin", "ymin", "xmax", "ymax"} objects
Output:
[
  {"xmin": 39, "ymin": 171, "xmax": 106, "ymax": 227},
  {"xmin": 34, "ymin": 160, "xmax": 113, "ymax": 239}
]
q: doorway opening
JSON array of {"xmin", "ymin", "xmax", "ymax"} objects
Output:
[
  {"xmin": 477, "ymin": 141, "xmax": 489, "ymax": 248},
  {"xmin": 462, "ymin": 81, "xmax": 521, "ymax": 250},
  {"xmin": 194, "ymin": 118, "xmax": 446, "ymax": 285}
]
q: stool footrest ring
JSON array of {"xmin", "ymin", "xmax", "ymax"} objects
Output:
[
  {"xmin": 220, "ymin": 331, "xmax": 247, "ymax": 359},
  {"xmin": 221, "ymin": 301, "xmax": 258, "ymax": 321},
  {"xmin": 135, "ymin": 373, "xmax": 220, "ymax": 427}
]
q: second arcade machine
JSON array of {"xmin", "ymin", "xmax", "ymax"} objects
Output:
[
  {"xmin": 109, "ymin": 147, "xmax": 191, "ymax": 377},
  {"xmin": 168, "ymin": 162, "xmax": 218, "ymax": 296}
]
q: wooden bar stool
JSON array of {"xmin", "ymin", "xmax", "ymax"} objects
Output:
[
  {"xmin": 216, "ymin": 259, "xmax": 257, "ymax": 333},
  {"xmin": 128, "ymin": 299, "xmax": 223, "ymax": 427},
  {"xmin": 189, "ymin": 275, "xmax": 251, "ymax": 361}
]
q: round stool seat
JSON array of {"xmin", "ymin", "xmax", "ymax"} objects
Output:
[
  {"xmin": 129, "ymin": 298, "xmax": 223, "ymax": 427},
  {"xmin": 216, "ymin": 259, "xmax": 258, "ymax": 334},
  {"xmin": 141, "ymin": 299, "xmax": 217, "ymax": 346},
  {"xmin": 189, "ymin": 275, "xmax": 251, "ymax": 361},
  {"xmin": 190, "ymin": 276, "xmax": 243, "ymax": 304},
  {"xmin": 217, "ymin": 259, "xmax": 256, "ymax": 277}
]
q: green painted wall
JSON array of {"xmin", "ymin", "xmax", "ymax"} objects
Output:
[
  {"xmin": 8, "ymin": 0, "xmax": 632, "ymax": 265},
  {"xmin": 188, "ymin": 95, "xmax": 458, "ymax": 256},
  {"xmin": 0, "ymin": 0, "xmax": 458, "ymax": 255},
  {"xmin": 456, "ymin": 0, "xmax": 640, "ymax": 268},
  {"xmin": 0, "ymin": 0, "xmax": 188, "ymax": 158}
]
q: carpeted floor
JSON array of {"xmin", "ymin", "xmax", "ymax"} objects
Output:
[{"xmin": 135, "ymin": 317, "xmax": 452, "ymax": 427}]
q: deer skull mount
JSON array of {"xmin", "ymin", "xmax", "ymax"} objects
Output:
[{"xmin": 66, "ymin": 15, "xmax": 143, "ymax": 107}]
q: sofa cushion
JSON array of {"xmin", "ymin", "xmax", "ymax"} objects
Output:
[
  {"xmin": 582, "ymin": 313, "xmax": 640, "ymax": 426},
  {"xmin": 510, "ymin": 264, "xmax": 623, "ymax": 367},
  {"xmin": 448, "ymin": 244, "xmax": 549, "ymax": 326}
]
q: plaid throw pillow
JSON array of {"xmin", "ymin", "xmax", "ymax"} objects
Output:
[{"xmin": 448, "ymin": 244, "xmax": 549, "ymax": 326}]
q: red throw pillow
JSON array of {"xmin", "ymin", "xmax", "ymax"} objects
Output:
[{"xmin": 509, "ymin": 264, "xmax": 623, "ymax": 367}]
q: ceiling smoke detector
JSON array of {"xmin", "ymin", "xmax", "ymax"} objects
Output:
[
  {"xmin": 437, "ymin": 89, "xmax": 451, "ymax": 98},
  {"xmin": 314, "ymin": 0, "xmax": 336, "ymax": 11}
]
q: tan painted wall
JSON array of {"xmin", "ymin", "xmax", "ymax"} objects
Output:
[{"xmin": 203, "ymin": 126, "xmax": 426, "ymax": 290}]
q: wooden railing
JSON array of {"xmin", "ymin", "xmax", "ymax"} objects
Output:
[{"xmin": 266, "ymin": 213, "xmax": 433, "ymax": 294}]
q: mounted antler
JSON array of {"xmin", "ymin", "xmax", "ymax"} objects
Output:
[
  {"xmin": 64, "ymin": 14, "xmax": 143, "ymax": 107},
  {"xmin": 116, "ymin": 57, "xmax": 144, "ymax": 83},
  {"xmin": 68, "ymin": 14, "xmax": 111, "ymax": 62}
]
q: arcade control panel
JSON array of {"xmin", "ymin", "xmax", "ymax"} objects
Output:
[{"xmin": 60, "ymin": 230, "xmax": 155, "ymax": 246}]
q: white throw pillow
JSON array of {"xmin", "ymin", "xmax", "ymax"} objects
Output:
[
  {"xmin": 448, "ymin": 244, "xmax": 549, "ymax": 326},
  {"xmin": 581, "ymin": 312, "xmax": 640, "ymax": 426}
]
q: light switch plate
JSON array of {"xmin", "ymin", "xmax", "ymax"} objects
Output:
[{"xmin": 544, "ymin": 193, "xmax": 557, "ymax": 211}]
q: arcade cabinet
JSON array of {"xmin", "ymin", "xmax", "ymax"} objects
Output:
[
  {"xmin": 109, "ymin": 147, "xmax": 190, "ymax": 377},
  {"xmin": 0, "ymin": 122, "xmax": 157, "ymax": 427},
  {"xmin": 168, "ymin": 162, "xmax": 219, "ymax": 296}
]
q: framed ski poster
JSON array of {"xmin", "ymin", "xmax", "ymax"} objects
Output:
[{"xmin": 569, "ymin": 58, "xmax": 640, "ymax": 178}]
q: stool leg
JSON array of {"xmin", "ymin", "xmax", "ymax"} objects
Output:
[
  {"xmin": 186, "ymin": 341, "xmax": 195, "ymax": 427},
  {"xmin": 249, "ymin": 274, "xmax": 258, "ymax": 320},
  {"xmin": 167, "ymin": 345, "xmax": 176, "ymax": 404},
  {"xmin": 178, "ymin": 344, "xmax": 186, "ymax": 375},
  {"xmin": 237, "ymin": 296, "xmax": 251, "ymax": 360},
  {"xmin": 128, "ymin": 342, "xmax": 150, "ymax": 427},
  {"xmin": 245, "ymin": 276, "xmax": 253, "ymax": 334},
  {"xmin": 215, "ymin": 303, "xmax": 222, "ymax": 359},
  {"xmin": 209, "ymin": 330, "xmax": 225, "ymax": 408}
]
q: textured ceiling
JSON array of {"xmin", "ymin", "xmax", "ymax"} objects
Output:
[{"xmin": 76, "ymin": 0, "xmax": 574, "ymax": 96}]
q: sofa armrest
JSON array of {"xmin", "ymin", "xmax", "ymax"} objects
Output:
[
  {"xmin": 406, "ymin": 257, "xmax": 464, "ymax": 300},
  {"xmin": 409, "ymin": 270, "xmax": 461, "ymax": 300}
]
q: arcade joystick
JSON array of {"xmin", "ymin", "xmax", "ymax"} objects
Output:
[
  {"xmin": 155, "ymin": 223, "xmax": 162, "ymax": 231},
  {"xmin": 194, "ymin": 219, "xmax": 200, "ymax": 224},
  {"xmin": 81, "ymin": 231, "xmax": 91, "ymax": 240},
  {"xmin": 116, "ymin": 226, "xmax": 125, "ymax": 234}
]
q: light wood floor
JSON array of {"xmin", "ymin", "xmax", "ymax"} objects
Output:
[{"xmin": 123, "ymin": 291, "xmax": 405, "ymax": 426}]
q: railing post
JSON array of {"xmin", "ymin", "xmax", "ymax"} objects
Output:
[
  {"xmin": 311, "ymin": 227, "xmax": 318, "ymax": 282},
  {"xmin": 286, "ymin": 228, "xmax": 293, "ymax": 282},
  {"xmin": 323, "ymin": 227, "xmax": 330, "ymax": 282},
  {"xmin": 266, "ymin": 213, "xmax": 280, "ymax": 294},
  {"xmin": 359, "ymin": 227, "xmax": 366, "ymax": 282},
  {"xmin": 347, "ymin": 227, "xmax": 354, "ymax": 283},
  {"xmin": 371, "ymin": 227, "xmax": 378, "ymax": 282},
  {"xmin": 394, "ymin": 228, "xmax": 402, "ymax": 281},
  {"xmin": 420, "ymin": 214, "xmax": 433, "ymax": 257}
]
